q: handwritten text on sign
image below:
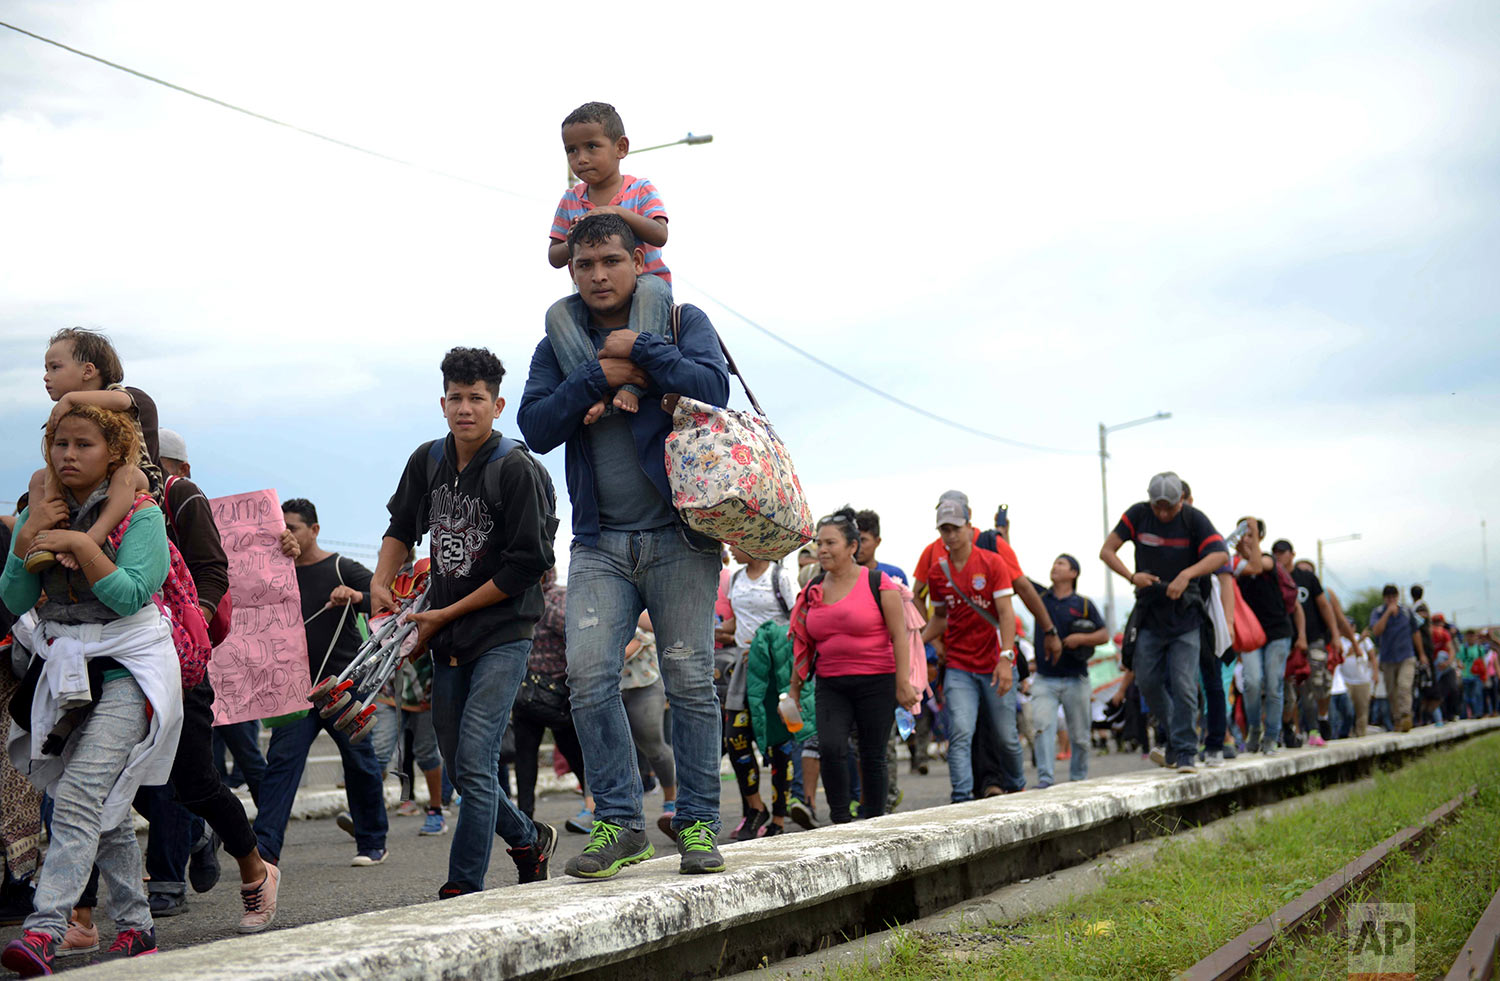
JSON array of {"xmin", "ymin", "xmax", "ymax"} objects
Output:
[{"xmin": 207, "ymin": 489, "xmax": 309, "ymax": 725}]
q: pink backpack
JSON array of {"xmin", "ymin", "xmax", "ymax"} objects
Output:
[{"xmin": 108, "ymin": 495, "xmax": 212, "ymax": 687}]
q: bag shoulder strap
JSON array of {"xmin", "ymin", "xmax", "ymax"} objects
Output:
[
  {"xmin": 937, "ymin": 557, "xmax": 1002, "ymax": 630},
  {"xmin": 668, "ymin": 303, "xmax": 768, "ymax": 417},
  {"xmin": 770, "ymin": 562, "xmax": 791, "ymax": 617}
]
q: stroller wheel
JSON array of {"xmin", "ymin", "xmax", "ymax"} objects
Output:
[
  {"xmin": 320, "ymin": 691, "xmax": 351, "ymax": 720},
  {"xmin": 308, "ymin": 677, "xmax": 339, "ymax": 703},
  {"xmin": 349, "ymin": 712, "xmax": 376, "ymax": 744},
  {"xmin": 334, "ymin": 703, "xmax": 365, "ymax": 733}
]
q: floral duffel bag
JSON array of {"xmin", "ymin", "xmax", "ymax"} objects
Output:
[{"xmin": 662, "ymin": 309, "xmax": 814, "ymax": 560}]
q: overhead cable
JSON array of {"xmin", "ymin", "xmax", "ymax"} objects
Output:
[{"xmin": 4, "ymin": 19, "xmax": 1088, "ymax": 455}]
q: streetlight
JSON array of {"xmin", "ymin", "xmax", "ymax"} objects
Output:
[
  {"xmin": 566, "ymin": 131, "xmax": 714, "ymax": 185},
  {"xmin": 1099, "ymin": 411, "xmax": 1172, "ymax": 634},
  {"xmin": 1316, "ymin": 533, "xmax": 1361, "ymax": 581},
  {"xmin": 1482, "ymin": 519, "xmax": 1490, "ymax": 628}
]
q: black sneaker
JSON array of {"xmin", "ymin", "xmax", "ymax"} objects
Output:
[
  {"xmin": 759, "ymin": 822, "xmax": 785, "ymax": 838},
  {"xmin": 101, "ymin": 927, "xmax": 157, "ymax": 961},
  {"xmin": 675, "ymin": 821, "xmax": 726, "ymax": 875},
  {"xmin": 787, "ymin": 798, "xmax": 818, "ymax": 831},
  {"xmin": 438, "ymin": 880, "xmax": 478, "ymax": 900},
  {"xmin": 564, "ymin": 822, "xmax": 653, "ymax": 879},
  {"xmin": 508, "ymin": 822, "xmax": 558, "ymax": 884},
  {"xmin": 189, "ymin": 829, "xmax": 221, "ymax": 894},
  {"xmin": 732, "ymin": 809, "xmax": 768, "ymax": 842},
  {"xmin": 148, "ymin": 892, "xmax": 187, "ymax": 917}
]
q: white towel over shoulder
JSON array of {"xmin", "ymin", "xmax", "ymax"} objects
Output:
[{"xmin": 7, "ymin": 606, "xmax": 183, "ymax": 829}]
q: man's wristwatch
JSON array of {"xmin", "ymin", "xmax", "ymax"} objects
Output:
[
  {"xmin": 1044, "ymin": 627, "xmax": 1059, "ymax": 638},
  {"xmin": 999, "ymin": 648, "xmax": 1016, "ymax": 662}
]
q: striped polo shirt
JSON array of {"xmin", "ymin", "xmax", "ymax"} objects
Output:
[{"xmin": 549, "ymin": 175, "xmax": 670, "ymax": 282}]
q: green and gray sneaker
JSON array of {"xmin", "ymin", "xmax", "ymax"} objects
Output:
[
  {"xmin": 675, "ymin": 820, "xmax": 726, "ymax": 875},
  {"xmin": 564, "ymin": 821, "xmax": 653, "ymax": 879}
]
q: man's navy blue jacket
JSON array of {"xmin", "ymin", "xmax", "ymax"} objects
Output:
[{"xmin": 518, "ymin": 299, "xmax": 730, "ymax": 547}]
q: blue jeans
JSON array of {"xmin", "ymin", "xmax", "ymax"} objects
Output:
[
  {"xmin": 253, "ymin": 710, "xmax": 388, "ymax": 862},
  {"xmin": 566, "ymin": 526, "xmax": 722, "ymax": 832},
  {"xmin": 944, "ymin": 666, "xmax": 1023, "ymax": 800},
  {"xmin": 1462, "ymin": 677, "xmax": 1483, "ymax": 719},
  {"xmin": 1330, "ymin": 692, "xmax": 1354, "ymax": 739},
  {"xmin": 1240, "ymin": 637, "xmax": 1292, "ymax": 749},
  {"xmin": 430, "ymin": 640, "xmax": 537, "ymax": 891},
  {"xmin": 1135, "ymin": 626, "xmax": 1202, "ymax": 766},
  {"xmin": 1030, "ymin": 674, "xmax": 1091, "ymax": 785}
]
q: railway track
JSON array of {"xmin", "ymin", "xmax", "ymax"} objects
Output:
[{"xmin": 1178, "ymin": 786, "xmax": 1494, "ymax": 981}]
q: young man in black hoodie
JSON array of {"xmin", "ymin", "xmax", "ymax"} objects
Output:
[{"xmin": 373, "ymin": 347, "xmax": 558, "ymax": 898}]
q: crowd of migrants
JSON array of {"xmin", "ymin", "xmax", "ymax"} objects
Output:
[{"xmin": 2, "ymin": 101, "xmax": 1497, "ymax": 975}]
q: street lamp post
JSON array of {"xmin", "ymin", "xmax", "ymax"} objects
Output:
[
  {"xmin": 1316, "ymin": 533, "xmax": 1361, "ymax": 581},
  {"xmin": 1099, "ymin": 411, "xmax": 1172, "ymax": 634}
]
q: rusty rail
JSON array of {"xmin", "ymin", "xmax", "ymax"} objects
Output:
[
  {"xmin": 1445, "ymin": 880, "xmax": 1500, "ymax": 981},
  {"xmin": 1178, "ymin": 786, "xmax": 1477, "ymax": 981}
]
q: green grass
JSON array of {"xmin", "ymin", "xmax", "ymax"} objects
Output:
[{"xmin": 819, "ymin": 732, "xmax": 1500, "ymax": 981}]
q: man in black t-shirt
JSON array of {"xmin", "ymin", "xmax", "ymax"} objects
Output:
[
  {"xmin": 255, "ymin": 499, "xmax": 389, "ymax": 869},
  {"xmin": 1100, "ymin": 472, "xmax": 1228, "ymax": 772}
]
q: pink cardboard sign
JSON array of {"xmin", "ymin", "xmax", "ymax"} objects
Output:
[{"xmin": 207, "ymin": 489, "xmax": 310, "ymax": 725}]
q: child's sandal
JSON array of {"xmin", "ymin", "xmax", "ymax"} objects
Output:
[{"xmin": 23, "ymin": 550, "xmax": 57, "ymax": 574}]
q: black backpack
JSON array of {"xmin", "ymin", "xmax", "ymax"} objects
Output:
[{"xmin": 417, "ymin": 436, "xmax": 558, "ymax": 543}]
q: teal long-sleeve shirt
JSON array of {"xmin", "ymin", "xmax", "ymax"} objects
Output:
[{"xmin": 2, "ymin": 505, "xmax": 170, "ymax": 619}]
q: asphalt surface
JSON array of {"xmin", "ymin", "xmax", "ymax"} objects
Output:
[{"xmin": 2, "ymin": 740, "xmax": 1155, "ymax": 963}]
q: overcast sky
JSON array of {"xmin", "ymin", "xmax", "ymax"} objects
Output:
[{"xmin": 3, "ymin": 0, "xmax": 1497, "ymax": 630}]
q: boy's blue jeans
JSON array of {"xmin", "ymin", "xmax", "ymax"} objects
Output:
[
  {"xmin": 1240, "ymin": 637, "xmax": 1292, "ymax": 749},
  {"xmin": 1461, "ymin": 676, "xmax": 1483, "ymax": 719},
  {"xmin": 430, "ymin": 639, "xmax": 538, "ymax": 891},
  {"xmin": 1030, "ymin": 674, "xmax": 1091, "ymax": 785},
  {"xmin": 565, "ymin": 526, "xmax": 722, "ymax": 834},
  {"xmin": 545, "ymin": 274, "xmax": 673, "ymax": 410},
  {"xmin": 944, "ymin": 666, "xmax": 1023, "ymax": 801},
  {"xmin": 1135, "ymin": 626, "xmax": 1203, "ymax": 766}
]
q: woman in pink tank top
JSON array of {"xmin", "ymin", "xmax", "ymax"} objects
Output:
[{"xmin": 789, "ymin": 507, "xmax": 918, "ymax": 824}]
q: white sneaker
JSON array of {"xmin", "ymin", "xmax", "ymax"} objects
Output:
[{"xmin": 1205, "ymin": 751, "xmax": 1225, "ymax": 768}]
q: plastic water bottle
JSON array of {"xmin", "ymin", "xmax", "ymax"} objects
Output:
[
  {"xmin": 777, "ymin": 692, "xmax": 803, "ymax": 733},
  {"xmin": 894, "ymin": 706, "xmax": 915, "ymax": 740}
]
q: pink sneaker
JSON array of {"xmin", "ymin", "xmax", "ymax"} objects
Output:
[
  {"xmin": 238, "ymin": 863, "xmax": 281, "ymax": 935},
  {"xmin": 395, "ymin": 800, "xmax": 423, "ymax": 818},
  {"xmin": 56, "ymin": 919, "xmax": 99, "ymax": 957},
  {"xmin": 1308, "ymin": 733, "xmax": 1327, "ymax": 747}
]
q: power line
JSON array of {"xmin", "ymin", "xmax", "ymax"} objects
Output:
[
  {"xmin": 0, "ymin": 19, "xmax": 531, "ymax": 200},
  {"xmin": 683, "ymin": 280, "xmax": 1091, "ymax": 455},
  {"xmin": 5, "ymin": 18, "xmax": 1088, "ymax": 456}
]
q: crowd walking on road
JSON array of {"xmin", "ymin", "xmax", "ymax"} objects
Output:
[{"xmin": 1, "ymin": 100, "xmax": 1496, "ymax": 976}]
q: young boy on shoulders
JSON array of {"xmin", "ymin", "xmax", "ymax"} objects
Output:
[
  {"xmin": 24, "ymin": 329, "xmax": 156, "ymax": 572},
  {"xmin": 545, "ymin": 101, "xmax": 673, "ymax": 424},
  {"xmin": 373, "ymin": 346, "xmax": 558, "ymax": 898}
]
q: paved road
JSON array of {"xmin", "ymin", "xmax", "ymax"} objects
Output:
[{"xmin": 2, "ymin": 741, "xmax": 1154, "ymax": 960}]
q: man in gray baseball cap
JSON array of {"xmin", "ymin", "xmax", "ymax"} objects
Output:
[{"xmin": 1099, "ymin": 471, "xmax": 1228, "ymax": 773}]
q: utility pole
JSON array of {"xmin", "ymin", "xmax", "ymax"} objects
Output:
[
  {"xmin": 1484, "ymin": 519, "xmax": 1491, "ymax": 628},
  {"xmin": 1316, "ymin": 533, "xmax": 1362, "ymax": 581},
  {"xmin": 1098, "ymin": 411, "xmax": 1172, "ymax": 634}
]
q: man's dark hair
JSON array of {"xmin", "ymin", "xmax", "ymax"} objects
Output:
[
  {"xmin": 562, "ymin": 101, "xmax": 625, "ymax": 141},
  {"xmin": 1383, "ymin": 584, "xmax": 1400, "ymax": 598},
  {"xmin": 440, "ymin": 347, "xmax": 505, "ymax": 400},
  {"xmin": 1410, "ymin": 583, "xmax": 1424, "ymax": 601},
  {"xmin": 854, "ymin": 509, "xmax": 881, "ymax": 538},
  {"xmin": 50, "ymin": 327, "xmax": 123, "ymax": 387},
  {"xmin": 567, "ymin": 212, "xmax": 639, "ymax": 258},
  {"xmin": 282, "ymin": 498, "xmax": 318, "ymax": 527}
]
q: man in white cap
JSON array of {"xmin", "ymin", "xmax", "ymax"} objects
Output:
[
  {"xmin": 1099, "ymin": 472, "xmax": 1228, "ymax": 773},
  {"xmin": 158, "ymin": 428, "xmax": 191, "ymax": 479}
]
